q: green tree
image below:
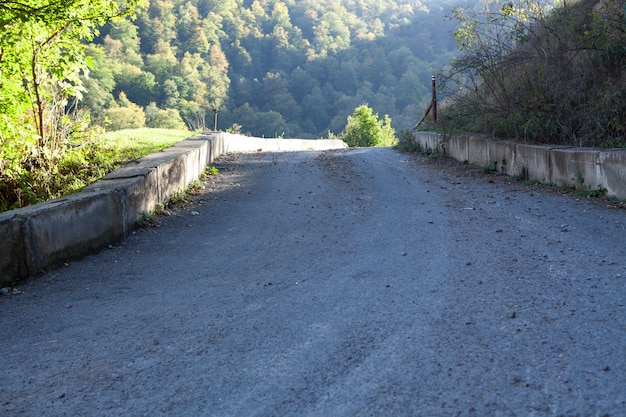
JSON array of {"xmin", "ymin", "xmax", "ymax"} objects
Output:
[
  {"xmin": 107, "ymin": 19, "xmax": 143, "ymax": 66},
  {"xmin": 144, "ymin": 40, "xmax": 178, "ymax": 85},
  {"xmin": 134, "ymin": 0, "xmax": 177, "ymax": 54},
  {"xmin": 289, "ymin": 67, "xmax": 319, "ymax": 102},
  {"xmin": 0, "ymin": 0, "xmax": 137, "ymax": 151},
  {"xmin": 145, "ymin": 102, "xmax": 187, "ymax": 129},
  {"xmin": 339, "ymin": 104, "xmax": 397, "ymax": 147},
  {"xmin": 260, "ymin": 72, "xmax": 300, "ymax": 121},
  {"xmin": 206, "ymin": 44, "xmax": 231, "ymax": 109},
  {"xmin": 313, "ymin": 11, "xmax": 351, "ymax": 57},
  {"xmin": 301, "ymin": 86, "xmax": 329, "ymax": 133},
  {"xmin": 178, "ymin": 51, "xmax": 212, "ymax": 129},
  {"xmin": 113, "ymin": 64, "xmax": 158, "ymax": 106},
  {"xmin": 176, "ymin": 2, "xmax": 209, "ymax": 54},
  {"xmin": 0, "ymin": 0, "xmax": 137, "ymax": 209}
]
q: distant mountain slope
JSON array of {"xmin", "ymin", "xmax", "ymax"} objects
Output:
[{"xmin": 82, "ymin": 0, "xmax": 471, "ymax": 137}]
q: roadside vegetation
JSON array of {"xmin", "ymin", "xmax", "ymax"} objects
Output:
[
  {"xmin": 331, "ymin": 104, "xmax": 398, "ymax": 148},
  {"xmin": 430, "ymin": 0, "xmax": 626, "ymax": 148},
  {"xmin": 1, "ymin": 0, "xmax": 463, "ymax": 212},
  {"xmin": 0, "ymin": 128, "xmax": 190, "ymax": 213}
]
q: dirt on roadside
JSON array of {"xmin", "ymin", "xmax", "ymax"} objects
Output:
[{"xmin": 406, "ymin": 150, "xmax": 626, "ymax": 212}]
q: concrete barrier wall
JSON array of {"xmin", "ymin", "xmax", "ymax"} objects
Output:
[
  {"xmin": 446, "ymin": 134, "xmax": 469, "ymax": 164},
  {"xmin": 599, "ymin": 150, "xmax": 626, "ymax": 198},
  {"xmin": 221, "ymin": 133, "xmax": 348, "ymax": 153},
  {"xmin": 514, "ymin": 144, "xmax": 553, "ymax": 183},
  {"xmin": 0, "ymin": 133, "xmax": 346, "ymax": 285},
  {"xmin": 416, "ymin": 132, "xmax": 626, "ymax": 199}
]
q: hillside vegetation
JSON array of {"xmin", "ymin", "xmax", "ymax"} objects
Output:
[
  {"xmin": 4, "ymin": 0, "xmax": 622, "ymax": 212},
  {"xmin": 0, "ymin": 0, "xmax": 465, "ymax": 211},
  {"xmin": 437, "ymin": 0, "xmax": 626, "ymax": 148},
  {"xmin": 83, "ymin": 0, "xmax": 462, "ymax": 137}
]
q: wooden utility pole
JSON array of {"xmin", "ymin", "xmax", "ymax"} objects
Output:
[
  {"xmin": 212, "ymin": 108, "xmax": 219, "ymax": 131},
  {"xmin": 413, "ymin": 74, "xmax": 437, "ymax": 130},
  {"xmin": 431, "ymin": 74, "xmax": 437, "ymax": 125}
]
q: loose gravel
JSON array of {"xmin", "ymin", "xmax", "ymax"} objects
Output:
[{"xmin": 1, "ymin": 147, "xmax": 624, "ymax": 416}]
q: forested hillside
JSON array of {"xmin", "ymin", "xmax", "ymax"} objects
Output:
[
  {"xmin": 1, "ymin": 0, "xmax": 470, "ymax": 211},
  {"xmin": 82, "ymin": 0, "xmax": 465, "ymax": 137},
  {"xmin": 4, "ymin": 0, "xmax": 622, "ymax": 212}
]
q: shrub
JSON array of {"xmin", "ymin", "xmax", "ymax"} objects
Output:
[
  {"xmin": 145, "ymin": 103, "xmax": 187, "ymax": 130},
  {"xmin": 105, "ymin": 92, "xmax": 146, "ymax": 131},
  {"xmin": 440, "ymin": 0, "xmax": 626, "ymax": 147},
  {"xmin": 339, "ymin": 104, "xmax": 397, "ymax": 147}
]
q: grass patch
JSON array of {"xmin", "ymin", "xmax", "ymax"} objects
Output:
[
  {"xmin": 102, "ymin": 128, "xmax": 192, "ymax": 160},
  {"xmin": 1, "ymin": 128, "xmax": 192, "ymax": 212},
  {"xmin": 136, "ymin": 175, "xmax": 211, "ymax": 229},
  {"xmin": 575, "ymin": 187, "xmax": 607, "ymax": 198},
  {"xmin": 482, "ymin": 160, "xmax": 497, "ymax": 174}
]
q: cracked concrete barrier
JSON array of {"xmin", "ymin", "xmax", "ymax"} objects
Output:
[
  {"xmin": 550, "ymin": 147, "xmax": 601, "ymax": 190},
  {"xmin": 599, "ymin": 149, "xmax": 626, "ymax": 198},
  {"xmin": 0, "ymin": 187, "xmax": 126, "ymax": 282},
  {"xmin": 0, "ymin": 133, "xmax": 346, "ymax": 286},
  {"xmin": 466, "ymin": 135, "xmax": 489, "ymax": 167},
  {"xmin": 487, "ymin": 140, "xmax": 517, "ymax": 175},
  {"xmin": 445, "ymin": 134, "xmax": 469, "ymax": 163},
  {"xmin": 513, "ymin": 143, "xmax": 554, "ymax": 183}
]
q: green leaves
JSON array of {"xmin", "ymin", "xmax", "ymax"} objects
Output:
[
  {"xmin": 1, "ymin": 0, "xmax": 139, "ymax": 144},
  {"xmin": 340, "ymin": 104, "xmax": 397, "ymax": 148},
  {"xmin": 0, "ymin": 0, "xmax": 140, "ymax": 210}
]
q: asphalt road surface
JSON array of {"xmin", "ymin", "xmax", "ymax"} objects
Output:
[{"xmin": 1, "ymin": 147, "xmax": 625, "ymax": 417}]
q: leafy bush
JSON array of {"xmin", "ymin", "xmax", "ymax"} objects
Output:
[
  {"xmin": 338, "ymin": 104, "xmax": 397, "ymax": 147},
  {"xmin": 0, "ymin": 127, "xmax": 39, "ymax": 211},
  {"xmin": 394, "ymin": 131, "xmax": 421, "ymax": 152},
  {"xmin": 105, "ymin": 106, "xmax": 146, "ymax": 131},
  {"xmin": 0, "ymin": 122, "xmax": 109, "ymax": 212},
  {"xmin": 145, "ymin": 102, "xmax": 187, "ymax": 130},
  {"xmin": 0, "ymin": 127, "xmax": 189, "ymax": 212}
]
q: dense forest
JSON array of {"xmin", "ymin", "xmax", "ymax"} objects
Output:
[{"xmin": 82, "ymin": 0, "xmax": 466, "ymax": 137}]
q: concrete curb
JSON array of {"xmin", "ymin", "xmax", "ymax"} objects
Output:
[
  {"xmin": 0, "ymin": 133, "xmax": 346, "ymax": 285},
  {"xmin": 413, "ymin": 132, "xmax": 626, "ymax": 199}
]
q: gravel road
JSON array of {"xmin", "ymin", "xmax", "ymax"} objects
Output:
[{"xmin": 1, "ymin": 147, "xmax": 625, "ymax": 417}]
